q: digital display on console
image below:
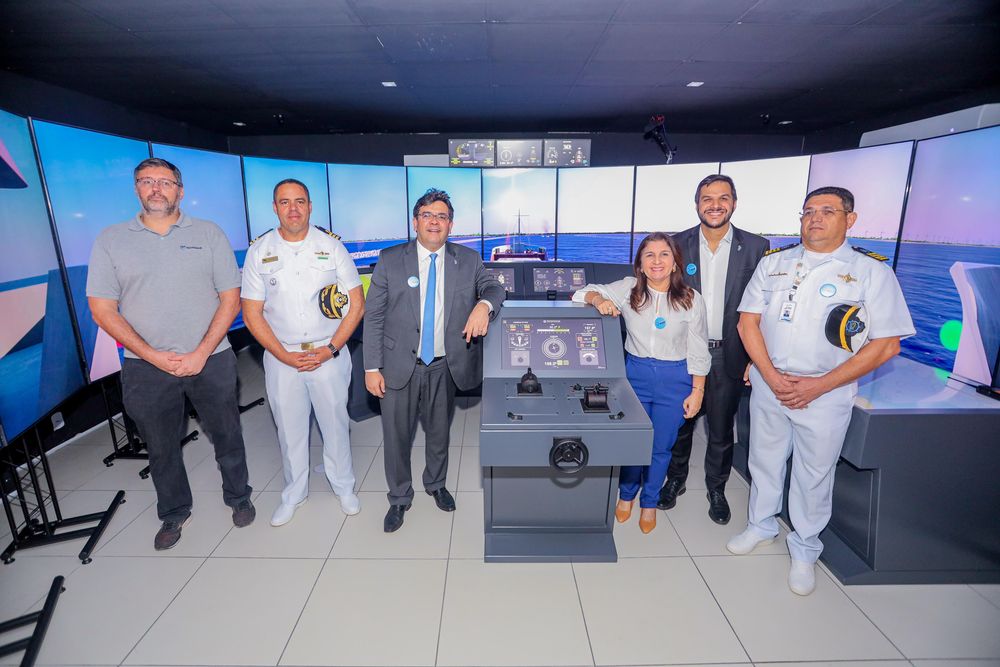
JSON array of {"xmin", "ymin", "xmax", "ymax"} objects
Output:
[
  {"xmin": 496, "ymin": 140, "xmax": 543, "ymax": 167},
  {"xmin": 544, "ymin": 139, "xmax": 590, "ymax": 167},
  {"xmin": 485, "ymin": 267, "xmax": 516, "ymax": 290},
  {"xmin": 532, "ymin": 267, "xmax": 587, "ymax": 293},
  {"xmin": 501, "ymin": 318, "xmax": 606, "ymax": 370},
  {"xmin": 449, "ymin": 139, "xmax": 495, "ymax": 167}
]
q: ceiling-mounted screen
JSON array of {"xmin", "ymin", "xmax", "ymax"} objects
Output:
[
  {"xmin": 556, "ymin": 166, "xmax": 633, "ymax": 263},
  {"xmin": 482, "ymin": 168, "xmax": 555, "ymax": 262},
  {"xmin": 544, "ymin": 139, "xmax": 591, "ymax": 167},
  {"xmin": 895, "ymin": 125, "xmax": 1000, "ymax": 385},
  {"xmin": 33, "ymin": 120, "xmax": 151, "ymax": 381},
  {"xmin": 152, "ymin": 143, "xmax": 249, "ymax": 264},
  {"xmin": 0, "ymin": 110, "xmax": 85, "ymax": 440},
  {"xmin": 719, "ymin": 155, "xmax": 810, "ymax": 243},
  {"xmin": 449, "ymin": 139, "xmax": 495, "ymax": 167},
  {"xmin": 329, "ymin": 164, "xmax": 408, "ymax": 266},
  {"xmin": 496, "ymin": 140, "xmax": 543, "ymax": 167},
  {"xmin": 243, "ymin": 156, "xmax": 330, "ymax": 240},
  {"xmin": 407, "ymin": 166, "xmax": 482, "ymax": 255}
]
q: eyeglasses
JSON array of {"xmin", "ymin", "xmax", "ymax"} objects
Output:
[
  {"xmin": 799, "ymin": 207, "xmax": 851, "ymax": 221},
  {"xmin": 136, "ymin": 177, "xmax": 180, "ymax": 190},
  {"xmin": 418, "ymin": 211, "xmax": 451, "ymax": 222}
]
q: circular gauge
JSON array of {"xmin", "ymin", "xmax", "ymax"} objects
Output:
[{"xmin": 542, "ymin": 336, "xmax": 567, "ymax": 360}]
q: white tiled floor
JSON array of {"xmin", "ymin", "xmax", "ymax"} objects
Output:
[{"xmin": 3, "ymin": 350, "xmax": 998, "ymax": 666}]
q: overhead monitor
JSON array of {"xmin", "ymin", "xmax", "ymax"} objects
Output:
[
  {"xmin": 501, "ymin": 317, "xmax": 606, "ymax": 371},
  {"xmin": 32, "ymin": 119, "xmax": 152, "ymax": 381},
  {"xmin": 482, "ymin": 168, "xmax": 555, "ymax": 262},
  {"xmin": 544, "ymin": 139, "xmax": 591, "ymax": 167},
  {"xmin": 0, "ymin": 110, "xmax": 85, "ymax": 440},
  {"xmin": 556, "ymin": 166, "xmax": 633, "ymax": 263},
  {"xmin": 532, "ymin": 266, "xmax": 588, "ymax": 293},
  {"xmin": 243, "ymin": 156, "xmax": 330, "ymax": 240},
  {"xmin": 449, "ymin": 139, "xmax": 495, "ymax": 167},
  {"xmin": 329, "ymin": 163, "xmax": 408, "ymax": 266},
  {"xmin": 496, "ymin": 140, "xmax": 543, "ymax": 167}
]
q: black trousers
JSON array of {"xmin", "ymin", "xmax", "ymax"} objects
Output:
[
  {"xmin": 667, "ymin": 346, "xmax": 743, "ymax": 492},
  {"xmin": 122, "ymin": 348, "xmax": 252, "ymax": 522},
  {"xmin": 380, "ymin": 357, "xmax": 456, "ymax": 506}
]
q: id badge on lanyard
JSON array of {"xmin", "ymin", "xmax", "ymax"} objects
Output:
[{"xmin": 780, "ymin": 260, "xmax": 809, "ymax": 323}]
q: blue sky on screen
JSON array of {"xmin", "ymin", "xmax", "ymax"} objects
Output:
[
  {"xmin": 243, "ymin": 156, "xmax": 330, "ymax": 239},
  {"xmin": 406, "ymin": 166, "xmax": 482, "ymax": 237}
]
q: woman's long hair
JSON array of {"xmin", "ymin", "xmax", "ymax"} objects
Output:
[{"xmin": 629, "ymin": 231, "xmax": 694, "ymax": 312}]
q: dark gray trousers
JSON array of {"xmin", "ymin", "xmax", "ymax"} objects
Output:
[{"xmin": 380, "ymin": 357, "xmax": 456, "ymax": 506}]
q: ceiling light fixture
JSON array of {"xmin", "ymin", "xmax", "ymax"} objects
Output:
[
  {"xmin": 686, "ymin": 81, "xmax": 704, "ymax": 87},
  {"xmin": 381, "ymin": 81, "xmax": 397, "ymax": 87},
  {"xmin": 232, "ymin": 121, "xmax": 246, "ymax": 127},
  {"xmin": 777, "ymin": 120, "xmax": 793, "ymax": 126}
]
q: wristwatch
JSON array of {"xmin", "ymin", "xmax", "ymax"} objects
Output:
[{"xmin": 326, "ymin": 343, "xmax": 340, "ymax": 358}]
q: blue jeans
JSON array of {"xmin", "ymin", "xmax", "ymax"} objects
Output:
[{"xmin": 620, "ymin": 355, "xmax": 689, "ymax": 508}]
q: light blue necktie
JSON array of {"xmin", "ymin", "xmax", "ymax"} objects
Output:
[{"xmin": 420, "ymin": 252, "xmax": 437, "ymax": 365}]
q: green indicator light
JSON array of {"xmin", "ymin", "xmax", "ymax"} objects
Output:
[{"xmin": 939, "ymin": 320, "xmax": 962, "ymax": 352}]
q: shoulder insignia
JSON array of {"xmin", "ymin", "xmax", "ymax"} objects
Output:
[
  {"xmin": 852, "ymin": 246, "xmax": 889, "ymax": 262},
  {"xmin": 763, "ymin": 242, "xmax": 800, "ymax": 256},
  {"xmin": 249, "ymin": 228, "xmax": 273, "ymax": 245},
  {"xmin": 315, "ymin": 225, "xmax": 341, "ymax": 240}
]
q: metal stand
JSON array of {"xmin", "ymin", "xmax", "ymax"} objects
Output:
[
  {"xmin": 0, "ymin": 576, "xmax": 65, "ymax": 667},
  {"xmin": 1, "ymin": 427, "xmax": 125, "ymax": 565},
  {"xmin": 239, "ymin": 397, "xmax": 265, "ymax": 413}
]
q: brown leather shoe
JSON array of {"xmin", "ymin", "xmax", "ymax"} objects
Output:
[
  {"xmin": 614, "ymin": 499, "xmax": 634, "ymax": 523},
  {"xmin": 639, "ymin": 508, "xmax": 657, "ymax": 534}
]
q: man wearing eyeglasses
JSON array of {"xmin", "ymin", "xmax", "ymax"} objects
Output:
[
  {"xmin": 87, "ymin": 158, "xmax": 255, "ymax": 551},
  {"xmin": 729, "ymin": 186, "xmax": 914, "ymax": 595},
  {"xmin": 363, "ymin": 188, "xmax": 504, "ymax": 533}
]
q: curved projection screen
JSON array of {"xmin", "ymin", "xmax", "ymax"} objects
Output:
[
  {"xmin": 0, "ymin": 110, "xmax": 84, "ymax": 440},
  {"xmin": 895, "ymin": 125, "xmax": 1000, "ymax": 383},
  {"xmin": 407, "ymin": 166, "xmax": 482, "ymax": 255},
  {"xmin": 152, "ymin": 143, "xmax": 249, "ymax": 264},
  {"xmin": 328, "ymin": 163, "xmax": 408, "ymax": 266},
  {"xmin": 482, "ymin": 168, "xmax": 556, "ymax": 262},
  {"xmin": 720, "ymin": 155, "xmax": 810, "ymax": 244},
  {"xmin": 243, "ymin": 156, "xmax": 330, "ymax": 240},
  {"xmin": 33, "ymin": 120, "xmax": 151, "ymax": 381},
  {"xmin": 557, "ymin": 166, "xmax": 634, "ymax": 263}
]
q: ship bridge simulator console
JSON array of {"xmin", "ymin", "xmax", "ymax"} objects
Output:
[{"xmin": 479, "ymin": 301, "xmax": 652, "ymax": 562}]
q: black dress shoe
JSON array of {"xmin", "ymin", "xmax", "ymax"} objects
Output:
[
  {"xmin": 707, "ymin": 489, "xmax": 731, "ymax": 525},
  {"xmin": 656, "ymin": 478, "xmax": 686, "ymax": 510},
  {"xmin": 384, "ymin": 504, "xmax": 411, "ymax": 533},
  {"xmin": 427, "ymin": 487, "xmax": 456, "ymax": 512}
]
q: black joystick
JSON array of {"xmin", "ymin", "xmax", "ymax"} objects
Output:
[{"xmin": 517, "ymin": 367, "xmax": 541, "ymax": 396}]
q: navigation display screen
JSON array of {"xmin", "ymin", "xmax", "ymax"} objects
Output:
[
  {"xmin": 449, "ymin": 139, "xmax": 495, "ymax": 167},
  {"xmin": 544, "ymin": 139, "xmax": 591, "ymax": 167},
  {"xmin": 532, "ymin": 267, "xmax": 587, "ymax": 292},
  {"xmin": 501, "ymin": 317, "xmax": 606, "ymax": 370},
  {"xmin": 496, "ymin": 140, "xmax": 543, "ymax": 167},
  {"xmin": 485, "ymin": 267, "xmax": 516, "ymax": 290}
]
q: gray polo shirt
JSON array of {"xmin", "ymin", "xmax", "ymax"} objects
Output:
[{"xmin": 86, "ymin": 211, "xmax": 242, "ymax": 358}]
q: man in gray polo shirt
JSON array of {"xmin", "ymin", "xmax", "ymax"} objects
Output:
[{"xmin": 87, "ymin": 157, "xmax": 255, "ymax": 550}]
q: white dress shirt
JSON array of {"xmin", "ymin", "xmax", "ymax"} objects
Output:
[
  {"xmin": 572, "ymin": 277, "xmax": 711, "ymax": 376},
  {"xmin": 699, "ymin": 224, "xmax": 732, "ymax": 341},
  {"xmin": 416, "ymin": 241, "xmax": 447, "ymax": 359}
]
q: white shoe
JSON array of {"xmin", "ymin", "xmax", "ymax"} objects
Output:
[
  {"xmin": 788, "ymin": 559, "xmax": 816, "ymax": 595},
  {"xmin": 726, "ymin": 527, "xmax": 776, "ymax": 555},
  {"xmin": 339, "ymin": 493, "xmax": 361, "ymax": 516},
  {"xmin": 270, "ymin": 498, "xmax": 307, "ymax": 527}
]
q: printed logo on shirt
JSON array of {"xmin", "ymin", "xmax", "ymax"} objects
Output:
[{"xmin": 179, "ymin": 245, "xmax": 203, "ymax": 250}]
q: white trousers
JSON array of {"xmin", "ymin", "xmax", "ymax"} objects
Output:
[
  {"xmin": 263, "ymin": 346, "xmax": 356, "ymax": 505},
  {"xmin": 746, "ymin": 365, "xmax": 856, "ymax": 563}
]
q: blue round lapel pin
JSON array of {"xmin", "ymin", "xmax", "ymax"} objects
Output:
[{"xmin": 686, "ymin": 263, "xmax": 697, "ymax": 275}]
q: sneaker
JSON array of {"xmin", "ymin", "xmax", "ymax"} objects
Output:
[
  {"xmin": 270, "ymin": 498, "xmax": 306, "ymax": 527},
  {"xmin": 726, "ymin": 527, "xmax": 775, "ymax": 555},
  {"xmin": 788, "ymin": 559, "xmax": 816, "ymax": 595},
  {"xmin": 154, "ymin": 515, "xmax": 191, "ymax": 551},
  {"xmin": 339, "ymin": 493, "xmax": 361, "ymax": 516},
  {"xmin": 232, "ymin": 499, "xmax": 256, "ymax": 528}
]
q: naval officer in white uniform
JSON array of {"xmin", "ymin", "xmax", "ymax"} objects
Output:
[
  {"xmin": 729, "ymin": 186, "xmax": 914, "ymax": 595},
  {"xmin": 242, "ymin": 178, "xmax": 365, "ymax": 526}
]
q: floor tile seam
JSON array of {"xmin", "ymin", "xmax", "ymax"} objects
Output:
[
  {"xmin": 276, "ymin": 548, "xmax": 332, "ymax": 666},
  {"xmin": 328, "ymin": 555, "xmax": 452, "ymax": 561},
  {"xmin": 687, "ymin": 554, "xmax": 753, "ymax": 664},
  {"xmin": 353, "ymin": 441, "xmax": 380, "ymax": 489},
  {"xmin": 967, "ymin": 583, "xmax": 1000, "ymax": 612},
  {"xmin": 825, "ymin": 569, "xmax": 909, "ymax": 661},
  {"xmin": 433, "ymin": 546, "xmax": 452, "ymax": 666},
  {"xmin": 7, "ymin": 557, "xmax": 86, "ymax": 618},
  {"xmin": 117, "ymin": 554, "xmax": 211, "ymax": 666},
  {"xmin": 569, "ymin": 562, "xmax": 599, "ymax": 667}
]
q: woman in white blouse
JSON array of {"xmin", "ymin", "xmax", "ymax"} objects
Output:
[{"xmin": 573, "ymin": 232, "xmax": 710, "ymax": 533}]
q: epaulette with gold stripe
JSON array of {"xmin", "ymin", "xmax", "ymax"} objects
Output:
[
  {"xmin": 763, "ymin": 242, "xmax": 800, "ymax": 256},
  {"xmin": 852, "ymin": 246, "xmax": 889, "ymax": 262},
  {"xmin": 315, "ymin": 225, "xmax": 341, "ymax": 240},
  {"xmin": 249, "ymin": 228, "xmax": 273, "ymax": 245}
]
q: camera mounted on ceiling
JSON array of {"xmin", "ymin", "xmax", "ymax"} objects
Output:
[{"xmin": 643, "ymin": 114, "xmax": 676, "ymax": 164}]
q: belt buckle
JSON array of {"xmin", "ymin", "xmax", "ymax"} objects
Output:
[{"xmin": 300, "ymin": 342, "xmax": 315, "ymax": 351}]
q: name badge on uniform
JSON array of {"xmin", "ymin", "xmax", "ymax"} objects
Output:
[
  {"xmin": 262, "ymin": 255, "xmax": 278, "ymax": 263},
  {"xmin": 779, "ymin": 300, "xmax": 796, "ymax": 322}
]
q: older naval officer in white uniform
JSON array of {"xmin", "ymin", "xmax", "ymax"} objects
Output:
[
  {"xmin": 730, "ymin": 186, "xmax": 914, "ymax": 595},
  {"xmin": 241, "ymin": 178, "xmax": 365, "ymax": 525}
]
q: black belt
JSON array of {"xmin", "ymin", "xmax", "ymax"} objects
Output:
[
  {"xmin": 708, "ymin": 339, "xmax": 724, "ymax": 349},
  {"xmin": 416, "ymin": 356, "xmax": 444, "ymax": 366}
]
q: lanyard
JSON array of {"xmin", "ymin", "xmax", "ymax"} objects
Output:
[{"xmin": 788, "ymin": 260, "xmax": 810, "ymax": 302}]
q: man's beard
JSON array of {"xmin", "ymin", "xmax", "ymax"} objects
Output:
[
  {"xmin": 142, "ymin": 196, "xmax": 177, "ymax": 216},
  {"xmin": 699, "ymin": 210, "xmax": 732, "ymax": 229}
]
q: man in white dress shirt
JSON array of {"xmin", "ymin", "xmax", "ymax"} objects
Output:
[{"xmin": 241, "ymin": 178, "xmax": 365, "ymax": 526}]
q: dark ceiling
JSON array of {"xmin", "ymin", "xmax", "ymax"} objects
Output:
[{"xmin": 2, "ymin": 0, "xmax": 998, "ymax": 137}]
